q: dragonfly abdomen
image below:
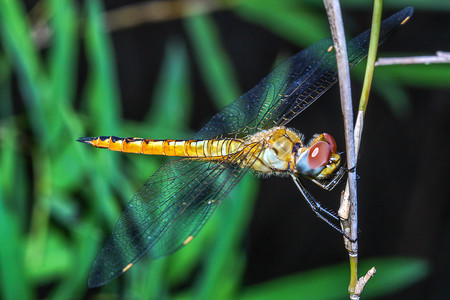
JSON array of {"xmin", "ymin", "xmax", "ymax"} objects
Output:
[{"xmin": 77, "ymin": 136, "xmax": 245, "ymax": 158}]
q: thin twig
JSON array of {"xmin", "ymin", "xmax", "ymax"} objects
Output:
[
  {"xmin": 31, "ymin": 0, "xmax": 233, "ymax": 47},
  {"xmin": 375, "ymin": 51, "xmax": 450, "ymax": 66},
  {"xmin": 337, "ymin": 1, "xmax": 384, "ymax": 298},
  {"xmin": 323, "ymin": 0, "xmax": 385, "ymax": 299},
  {"xmin": 352, "ymin": 267, "xmax": 377, "ymax": 298},
  {"xmin": 105, "ymin": 0, "xmax": 232, "ymax": 32},
  {"xmin": 339, "ymin": 0, "xmax": 382, "ymax": 225},
  {"xmin": 322, "ymin": 0, "xmax": 358, "ymax": 242}
]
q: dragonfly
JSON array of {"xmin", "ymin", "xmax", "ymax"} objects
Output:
[{"xmin": 79, "ymin": 8, "xmax": 413, "ymax": 287}]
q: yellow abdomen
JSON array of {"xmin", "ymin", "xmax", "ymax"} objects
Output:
[{"xmin": 77, "ymin": 136, "xmax": 245, "ymax": 158}]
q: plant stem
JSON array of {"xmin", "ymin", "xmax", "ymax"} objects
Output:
[{"xmin": 323, "ymin": 0, "xmax": 384, "ymax": 298}]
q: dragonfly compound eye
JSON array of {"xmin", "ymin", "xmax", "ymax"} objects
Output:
[
  {"xmin": 307, "ymin": 141, "xmax": 332, "ymax": 170},
  {"xmin": 323, "ymin": 133, "xmax": 337, "ymax": 153}
]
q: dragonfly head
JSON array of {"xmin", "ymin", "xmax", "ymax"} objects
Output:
[{"xmin": 294, "ymin": 133, "xmax": 341, "ymax": 179}]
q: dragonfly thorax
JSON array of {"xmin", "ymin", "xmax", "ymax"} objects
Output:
[
  {"xmin": 247, "ymin": 127, "xmax": 340, "ymax": 181},
  {"xmin": 248, "ymin": 126, "xmax": 303, "ymax": 174}
]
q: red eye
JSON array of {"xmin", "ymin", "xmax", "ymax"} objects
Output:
[
  {"xmin": 307, "ymin": 141, "xmax": 332, "ymax": 170},
  {"xmin": 323, "ymin": 133, "xmax": 337, "ymax": 153}
]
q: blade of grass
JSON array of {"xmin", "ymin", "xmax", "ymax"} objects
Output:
[
  {"xmin": 82, "ymin": 0, "xmax": 125, "ymax": 226},
  {"xmin": 239, "ymin": 257, "xmax": 429, "ymax": 300},
  {"xmin": 0, "ymin": 194, "xmax": 33, "ymax": 300},
  {"xmin": 128, "ymin": 259, "xmax": 168, "ymax": 300},
  {"xmin": 183, "ymin": 21, "xmax": 260, "ymax": 285},
  {"xmin": 0, "ymin": 52, "xmax": 13, "ymax": 120},
  {"xmin": 48, "ymin": 0, "xmax": 78, "ymax": 105},
  {"xmin": 361, "ymin": 257, "xmax": 430, "ymax": 298},
  {"xmin": 84, "ymin": 0, "xmax": 121, "ymax": 133},
  {"xmin": 26, "ymin": 227, "xmax": 71, "ymax": 281},
  {"xmin": 25, "ymin": 150, "xmax": 53, "ymax": 279},
  {"xmin": 236, "ymin": 0, "xmax": 330, "ymax": 46},
  {"xmin": 125, "ymin": 38, "xmax": 194, "ymax": 297},
  {"xmin": 48, "ymin": 222, "xmax": 100, "ymax": 300},
  {"xmin": 184, "ymin": 13, "xmax": 241, "ymax": 108},
  {"xmin": 146, "ymin": 38, "xmax": 192, "ymax": 133},
  {"xmin": 374, "ymin": 64, "xmax": 450, "ymax": 87},
  {"xmin": 0, "ymin": 123, "xmax": 33, "ymax": 300},
  {"xmin": 357, "ymin": 0, "xmax": 383, "ymax": 115},
  {"xmin": 195, "ymin": 175, "xmax": 259, "ymax": 299},
  {"xmin": 45, "ymin": 0, "xmax": 88, "ymax": 221},
  {"xmin": 0, "ymin": 0, "xmax": 50, "ymax": 139},
  {"xmin": 46, "ymin": 0, "xmax": 79, "ymax": 146}
]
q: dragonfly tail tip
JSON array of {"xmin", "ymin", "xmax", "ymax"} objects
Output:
[{"xmin": 77, "ymin": 137, "xmax": 95, "ymax": 144}]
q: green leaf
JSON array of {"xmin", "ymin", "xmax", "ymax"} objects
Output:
[
  {"xmin": 184, "ymin": 14, "xmax": 241, "ymax": 108},
  {"xmin": 239, "ymin": 257, "xmax": 429, "ymax": 300},
  {"xmin": 195, "ymin": 175, "xmax": 259, "ymax": 299},
  {"xmin": 0, "ymin": 0, "xmax": 50, "ymax": 139},
  {"xmin": 26, "ymin": 229, "xmax": 71, "ymax": 282},
  {"xmin": 0, "ymin": 194, "xmax": 33, "ymax": 300},
  {"xmin": 83, "ymin": 0, "xmax": 121, "ymax": 133},
  {"xmin": 375, "ymin": 63, "xmax": 450, "ymax": 88},
  {"xmin": 82, "ymin": 0, "xmax": 126, "ymax": 227},
  {"xmin": 48, "ymin": 0, "xmax": 78, "ymax": 105},
  {"xmin": 146, "ymin": 38, "xmax": 192, "ymax": 136},
  {"xmin": 361, "ymin": 257, "xmax": 430, "ymax": 298},
  {"xmin": 48, "ymin": 222, "xmax": 100, "ymax": 300},
  {"xmin": 237, "ymin": 0, "xmax": 330, "ymax": 46}
]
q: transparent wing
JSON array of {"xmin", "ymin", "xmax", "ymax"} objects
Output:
[
  {"xmin": 196, "ymin": 7, "xmax": 413, "ymax": 139},
  {"xmin": 88, "ymin": 144, "xmax": 262, "ymax": 287}
]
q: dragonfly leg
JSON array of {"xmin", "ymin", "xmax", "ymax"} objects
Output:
[
  {"xmin": 344, "ymin": 165, "xmax": 357, "ymax": 173},
  {"xmin": 311, "ymin": 166, "xmax": 346, "ymax": 191},
  {"xmin": 291, "ymin": 175, "xmax": 356, "ymax": 242}
]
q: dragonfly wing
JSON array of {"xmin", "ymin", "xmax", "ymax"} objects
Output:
[
  {"xmin": 274, "ymin": 7, "xmax": 414, "ymax": 127},
  {"xmin": 195, "ymin": 38, "xmax": 333, "ymax": 139},
  {"xmin": 88, "ymin": 144, "xmax": 261, "ymax": 287},
  {"xmin": 196, "ymin": 7, "xmax": 413, "ymax": 139}
]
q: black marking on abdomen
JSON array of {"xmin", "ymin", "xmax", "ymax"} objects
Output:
[{"xmin": 109, "ymin": 136, "xmax": 122, "ymax": 142}]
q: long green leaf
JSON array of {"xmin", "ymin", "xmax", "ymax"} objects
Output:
[
  {"xmin": 84, "ymin": 0, "xmax": 121, "ymax": 133},
  {"xmin": 184, "ymin": 14, "xmax": 241, "ymax": 108},
  {"xmin": 0, "ymin": 128, "xmax": 33, "ymax": 300},
  {"xmin": 239, "ymin": 257, "xmax": 429, "ymax": 300},
  {"xmin": 237, "ymin": 0, "xmax": 330, "ymax": 46},
  {"xmin": 0, "ymin": 0, "xmax": 50, "ymax": 139},
  {"xmin": 196, "ymin": 175, "xmax": 259, "ymax": 299}
]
